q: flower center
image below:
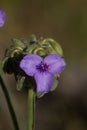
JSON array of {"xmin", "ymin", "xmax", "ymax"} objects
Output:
[{"xmin": 36, "ymin": 61, "xmax": 50, "ymax": 72}]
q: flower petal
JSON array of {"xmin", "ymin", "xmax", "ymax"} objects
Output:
[
  {"xmin": 0, "ymin": 9, "xmax": 6, "ymax": 27},
  {"xmin": 20, "ymin": 54, "xmax": 43, "ymax": 76},
  {"xmin": 44, "ymin": 54, "xmax": 66, "ymax": 74},
  {"xmin": 34, "ymin": 72, "xmax": 54, "ymax": 93}
]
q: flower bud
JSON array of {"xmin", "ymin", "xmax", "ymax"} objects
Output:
[
  {"xmin": 27, "ymin": 38, "xmax": 63, "ymax": 58},
  {"xmin": 39, "ymin": 38, "xmax": 63, "ymax": 56},
  {"xmin": 1, "ymin": 39, "xmax": 26, "ymax": 74}
]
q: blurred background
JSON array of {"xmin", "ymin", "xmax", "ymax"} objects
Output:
[{"xmin": 0, "ymin": 0, "xmax": 87, "ymax": 130}]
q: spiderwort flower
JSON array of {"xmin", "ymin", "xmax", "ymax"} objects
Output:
[
  {"xmin": 20, "ymin": 54, "xmax": 66, "ymax": 94},
  {"xmin": 0, "ymin": 9, "xmax": 6, "ymax": 27}
]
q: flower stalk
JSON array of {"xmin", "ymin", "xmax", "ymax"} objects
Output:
[
  {"xmin": 28, "ymin": 88, "xmax": 35, "ymax": 130},
  {"xmin": 0, "ymin": 75, "xmax": 19, "ymax": 130}
]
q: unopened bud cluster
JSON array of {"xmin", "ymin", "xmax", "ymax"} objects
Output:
[{"xmin": 1, "ymin": 35, "xmax": 64, "ymax": 97}]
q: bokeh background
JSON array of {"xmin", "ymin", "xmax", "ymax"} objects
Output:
[{"xmin": 0, "ymin": 0, "xmax": 87, "ymax": 130}]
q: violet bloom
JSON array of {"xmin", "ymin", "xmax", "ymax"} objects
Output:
[
  {"xmin": 20, "ymin": 54, "xmax": 66, "ymax": 94},
  {"xmin": 0, "ymin": 9, "xmax": 6, "ymax": 27}
]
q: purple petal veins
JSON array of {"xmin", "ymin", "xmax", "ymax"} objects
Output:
[
  {"xmin": 0, "ymin": 9, "xmax": 6, "ymax": 27},
  {"xmin": 20, "ymin": 54, "xmax": 66, "ymax": 93}
]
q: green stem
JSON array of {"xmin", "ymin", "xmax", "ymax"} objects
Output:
[
  {"xmin": 0, "ymin": 75, "xmax": 19, "ymax": 130},
  {"xmin": 28, "ymin": 89, "xmax": 35, "ymax": 130}
]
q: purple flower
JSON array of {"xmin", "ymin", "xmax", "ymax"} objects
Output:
[
  {"xmin": 0, "ymin": 9, "xmax": 6, "ymax": 27},
  {"xmin": 20, "ymin": 54, "xmax": 66, "ymax": 94}
]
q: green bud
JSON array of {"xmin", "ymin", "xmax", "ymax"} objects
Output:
[
  {"xmin": 39, "ymin": 38, "xmax": 63, "ymax": 56},
  {"xmin": 27, "ymin": 37, "xmax": 63, "ymax": 58},
  {"xmin": 16, "ymin": 76, "xmax": 25, "ymax": 91},
  {"xmin": 6, "ymin": 39, "xmax": 26, "ymax": 58},
  {"xmin": 1, "ymin": 38, "xmax": 26, "ymax": 74},
  {"xmin": 50, "ymin": 75, "xmax": 60, "ymax": 91},
  {"xmin": 29, "ymin": 34, "xmax": 37, "ymax": 44}
]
